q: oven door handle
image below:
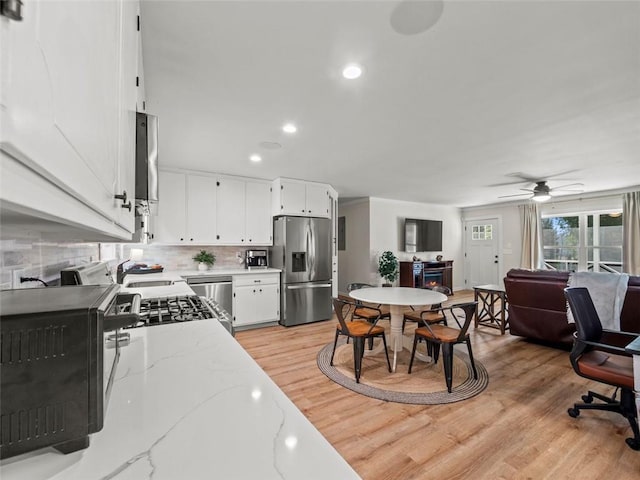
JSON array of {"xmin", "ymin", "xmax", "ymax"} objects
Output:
[{"xmin": 104, "ymin": 293, "xmax": 141, "ymax": 331}]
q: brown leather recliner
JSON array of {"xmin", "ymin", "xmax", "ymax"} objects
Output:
[{"xmin": 503, "ymin": 269, "xmax": 640, "ymax": 347}]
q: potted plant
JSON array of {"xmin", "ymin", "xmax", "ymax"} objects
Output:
[
  {"xmin": 193, "ymin": 250, "xmax": 216, "ymax": 271},
  {"xmin": 378, "ymin": 251, "xmax": 399, "ymax": 286}
]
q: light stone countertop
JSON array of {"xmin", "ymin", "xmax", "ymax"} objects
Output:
[
  {"xmin": 0, "ymin": 320, "xmax": 360, "ymax": 480},
  {"xmin": 119, "ymin": 269, "xmax": 281, "ymax": 298},
  {"xmin": 178, "ymin": 267, "xmax": 281, "ymax": 277}
]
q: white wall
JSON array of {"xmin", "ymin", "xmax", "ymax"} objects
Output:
[
  {"xmin": 461, "ymin": 203, "xmax": 522, "ymax": 280},
  {"xmin": 337, "ymin": 198, "xmax": 371, "ymax": 294},
  {"xmin": 368, "ymin": 197, "xmax": 464, "ymax": 290}
]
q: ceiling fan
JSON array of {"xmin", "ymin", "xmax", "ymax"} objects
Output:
[{"xmin": 499, "ymin": 180, "xmax": 584, "ymax": 202}]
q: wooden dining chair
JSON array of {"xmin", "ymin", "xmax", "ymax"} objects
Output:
[
  {"xmin": 402, "ymin": 285, "xmax": 451, "ymax": 332},
  {"xmin": 330, "ymin": 297, "xmax": 391, "ymax": 383},
  {"xmin": 346, "ymin": 283, "xmax": 391, "ymax": 322},
  {"xmin": 408, "ymin": 301, "xmax": 478, "ymax": 393}
]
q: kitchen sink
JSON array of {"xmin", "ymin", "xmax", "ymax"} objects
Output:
[{"xmin": 125, "ymin": 280, "xmax": 174, "ymax": 288}]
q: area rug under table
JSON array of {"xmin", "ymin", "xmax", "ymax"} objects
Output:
[{"xmin": 317, "ymin": 339, "xmax": 489, "ymax": 404}]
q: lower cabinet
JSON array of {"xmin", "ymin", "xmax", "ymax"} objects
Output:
[{"xmin": 232, "ymin": 274, "xmax": 280, "ymax": 327}]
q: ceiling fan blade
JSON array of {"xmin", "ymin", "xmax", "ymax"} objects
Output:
[
  {"xmin": 551, "ymin": 183, "xmax": 584, "ymax": 191},
  {"xmin": 498, "ymin": 193, "xmax": 531, "ymax": 198},
  {"xmin": 505, "ymin": 172, "xmax": 541, "ymax": 183}
]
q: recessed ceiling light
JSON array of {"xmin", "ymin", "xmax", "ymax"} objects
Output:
[
  {"xmin": 282, "ymin": 123, "xmax": 297, "ymax": 134},
  {"xmin": 342, "ymin": 64, "xmax": 362, "ymax": 79},
  {"xmin": 249, "ymin": 154, "xmax": 262, "ymax": 162}
]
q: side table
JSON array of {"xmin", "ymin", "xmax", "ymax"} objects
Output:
[{"xmin": 473, "ymin": 284, "xmax": 509, "ymax": 335}]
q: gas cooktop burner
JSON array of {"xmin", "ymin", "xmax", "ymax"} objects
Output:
[{"xmin": 128, "ymin": 295, "xmax": 216, "ymax": 328}]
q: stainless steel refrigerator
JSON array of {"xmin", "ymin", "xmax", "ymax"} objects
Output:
[{"xmin": 271, "ymin": 216, "xmax": 332, "ymax": 326}]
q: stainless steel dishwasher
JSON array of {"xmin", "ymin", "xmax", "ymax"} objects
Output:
[{"xmin": 185, "ymin": 275, "xmax": 233, "ymax": 316}]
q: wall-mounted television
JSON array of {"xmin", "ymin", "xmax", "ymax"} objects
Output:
[{"xmin": 404, "ymin": 218, "xmax": 443, "ymax": 252}]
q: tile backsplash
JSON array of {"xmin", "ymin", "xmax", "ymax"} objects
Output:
[
  {"xmin": 101, "ymin": 244, "xmax": 250, "ymax": 271},
  {"xmin": 0, "ymin": 239, "xmax": 99, "ymax": 289},
  {"xmin": 1, "ymin": 239, "xmax": 261, "ymax": 290}
]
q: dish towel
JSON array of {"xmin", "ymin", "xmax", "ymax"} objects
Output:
[{"xmin": 567, "ymin": 271, "xmax": 629, "ymax": 330}]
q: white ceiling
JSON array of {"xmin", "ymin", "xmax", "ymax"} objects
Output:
[{"xmin": 140, "ymin": 0, "xmax": 640, "ymax": 207}]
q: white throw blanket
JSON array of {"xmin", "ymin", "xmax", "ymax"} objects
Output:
[{"xmin": 567, "ymin": 271, "xmax": 629, "ymax": 330}]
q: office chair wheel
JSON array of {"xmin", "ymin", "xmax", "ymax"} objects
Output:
[
  {"xmin": 581, "ymin": 394, "xmax": 593, "ymax": 404},
  {"xmin": 567, "ymin": 407, "xmax": 580, "ymax": 418},
  {"xmin": 625, "ymin": 437, "xmax": 640, "ymax": 451}
]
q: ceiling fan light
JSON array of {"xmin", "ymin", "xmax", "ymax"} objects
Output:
[{"xmin": 532, "ymin": 193, "xmax": 551, "ymax": 202}]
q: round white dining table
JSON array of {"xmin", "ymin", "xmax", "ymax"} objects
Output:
[{"xmin": 349, "ymin": 287, "xmax": 448, "ymax": 372}]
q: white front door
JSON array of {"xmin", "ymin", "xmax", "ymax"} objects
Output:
[{"xmin": 465, "ymin": 218, "xmax": 500, "ymax": 287}]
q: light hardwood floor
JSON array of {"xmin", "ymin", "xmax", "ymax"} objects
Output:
[{"xmin": 235, "ymin": 291, "xmax": 640, "ymax": 479}]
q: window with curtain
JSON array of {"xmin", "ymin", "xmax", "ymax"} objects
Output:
[{"xmin": 542, "ymin": 211, "xmax": 623, "ymax": 272}]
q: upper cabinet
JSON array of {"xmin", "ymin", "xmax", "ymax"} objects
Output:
[
  {"xmin": 272, "ymin": 178, "xmax": 331, "ymax": 218},
  {"xmin": 155, "ymin": 170, "xmax": 188, "ymax": 243},
  {"xmin": 245, "ymin": 181, "xmax": 272, "ymax": 245},
  {"xmin": 216, "ymin": 176, "xmax": 246, "ymax": 244},
  {"xmin": 0, "ymin": 0, "xmax": 140, "ymax": 240},
  {"xmin": 155, "ymin": 170, "xmax": 217, "ymax": 244},
  {"xmin": 154, "ymin": 170, "xmax": 272, "ymax": 246}
]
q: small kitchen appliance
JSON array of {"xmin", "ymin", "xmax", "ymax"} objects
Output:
[
  {"xmin": 245, "ymin": 250, "xmax": 268, "ymax": 269},
  {"xmin": 0, "ymin": 285, "xmax": 140, "ymax": 459}
]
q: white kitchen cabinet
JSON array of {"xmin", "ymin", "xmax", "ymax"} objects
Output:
[
  {"xmin": 305, "ymin": 183, "xmax": 331, "ymax": 217},
  {"xmin": 136, "ymin": 13, "xmax": 146, "ymax": 113},
  {"xmin": 216, "ymin": 177, "xmax": 246, "ymax": 244},
  {"xmin": 245, "ymin": 181, "xmax": 273, "ymax": 244},
  {"xmin": 215, "ymin": 176, "xmax": 272, "ymax": 246},
  {"xmin": 329, "ymin": 187, "xmax": 339, "ymax": 298},
  {"xmin": 233, "ymin": 274, "xmax": 280, "ymax": 327},
  {"xmin": 154, "ymin": 170, "xmax": 271, "ymax": 246},
  {"xmin": 0, "ymin": 0, "xmax": 139, "ymax": 239},
  {"xmin": 154, "ymin": 171, "xmax": 187, "ymax": 243},
  {"xmin": 155, "ymin": 170, "xmax": 218, "ymax": 244},
  {"xmin": 272, "ymin": 178, "xmax": 330, "ymax": 218},
  {"xmin": 186, "ymin": 174, "xmax": 217, "ymax": 243}
]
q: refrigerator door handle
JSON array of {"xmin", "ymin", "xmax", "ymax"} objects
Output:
[
  {"xmin": 286, "ymin": 283, "xmax": 332, "ymax": 290},
  {"xmin": 306, "ymin": 221, "xmax": 311, "ymax": 275}
]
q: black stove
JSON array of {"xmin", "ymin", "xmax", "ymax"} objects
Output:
[{"xmin": 129, "ymin": 295, "xmax": 215, "ymax": 328}]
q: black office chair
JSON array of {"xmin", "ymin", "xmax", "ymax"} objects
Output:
[
  {"xmin": 564, "ymin": 287, "xmax": 640, "ymax": 451},
  {"xmin": 330, "ymin": 298, "xmax": 391, "ymax": 383}
]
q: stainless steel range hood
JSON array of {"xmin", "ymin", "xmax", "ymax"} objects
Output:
[
  {"xmin": 133, "ymin": 112, "xmax": 158, "ymax": 243},
  {"xmin": 135, "ymin": 112, "xmax": 159, "ymax": 203}
]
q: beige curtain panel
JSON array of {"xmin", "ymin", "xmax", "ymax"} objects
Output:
[
  {"xmin": 622, "ymin": 191, "xmax": 640, "ymax": 275},
  {"xmin": 519, "ymin": 203, "xmax": 542, "ymax": 270}
]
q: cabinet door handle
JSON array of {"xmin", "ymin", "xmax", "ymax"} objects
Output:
[
  {"xmin": 115, "ymin": 191, "xmax": 131, "ymax": 211},
  {"xmin": 190, "ymin": 238, "xmax": 194, "ymax": 241}
]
